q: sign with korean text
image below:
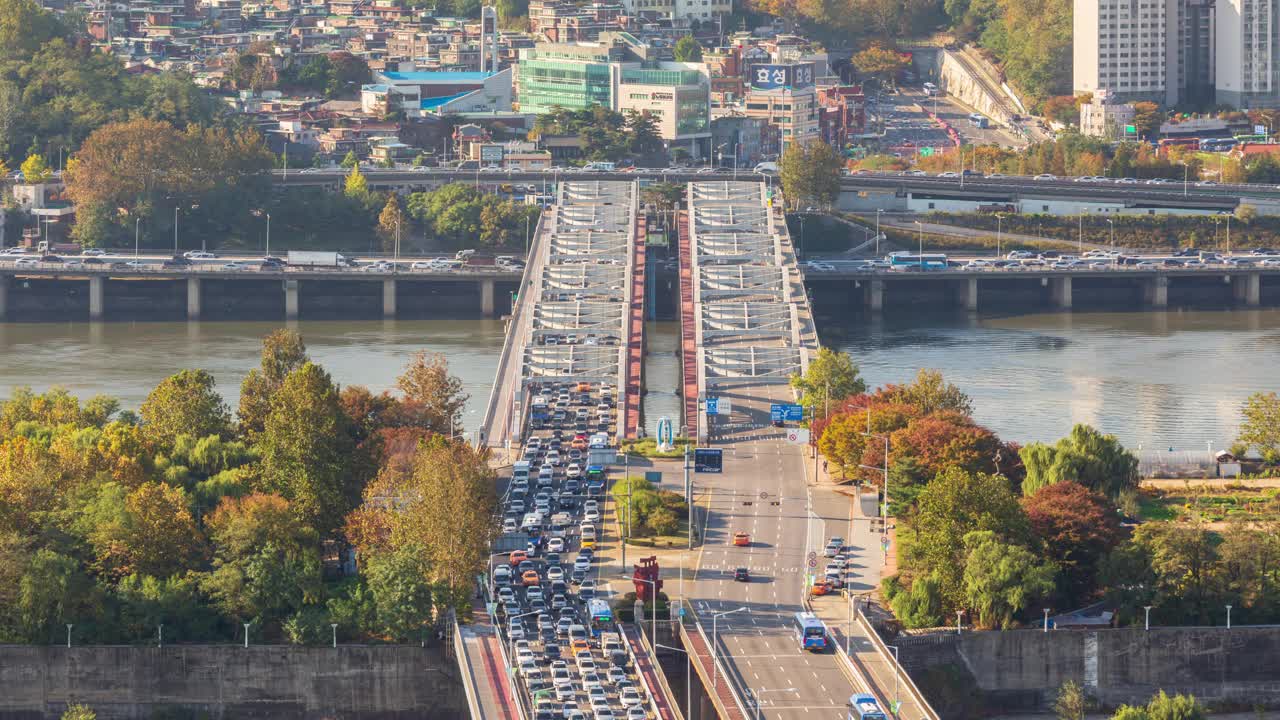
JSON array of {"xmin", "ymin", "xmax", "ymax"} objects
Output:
[
  {"xmin": 750, "ymin": 62, "xmax": 816, "ymax": 91},
  {"xmin": 480, "ymin": 144, "xmax": 504, "ymax": 163}
]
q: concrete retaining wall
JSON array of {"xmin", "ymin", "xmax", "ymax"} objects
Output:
[
  {"xmin": 899, "ymin": 627, "xmax": 1280, "ymax": 711},
  {"xmin": 0, "ymin": 645, "xmax": 464, "ymax": 720}
]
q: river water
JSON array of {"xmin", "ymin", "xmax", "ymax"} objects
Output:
[{"xmin": 0, "ymin": 309, "xmax": 1274, "ymax": 449}]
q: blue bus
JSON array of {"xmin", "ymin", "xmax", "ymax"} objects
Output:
[
  {"xmin": 888, "ymin": 251, "xmax": 948, "ymax": 271},
  {"xmin": 585, "ymin": 465, "xmax": 606, "ymax": 492},
  {"xmin": 847, "ymin": 694, "xmax": 888, "ymax": 720},
  {"xmin": 588, "ymin": 599, "xmax": 613, "ymax": 636},
  {"xmin": 793, "ymin": 611, "xmax": 828, "ymax": 652}
]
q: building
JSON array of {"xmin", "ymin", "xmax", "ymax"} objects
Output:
[
  {"xmin": 362, "ymin": 66, "xmax": 513, "ymax": 116},
  {"xmin": 624, "ymin": 0, "xmax": 731, "ymax": 21},
  {"xmin": 528, "ymin": 0, "xmax": 625, "ymax": 42},
  {"xmin": 1174, "ymin": 0, "xmax": 1216, "ymax": 106},
  {"xmin": 1215, "ymin": 0, "xmax": 1280, "ymax": 108},
  {"xmin": 1079, "ymin": 89, "xmax": 1137, "ymax": 138},
  {"xmin": 741, "ymin": 61, "xmax": 818, "ymax": 152},
  {"xmin": 816, "ymin": 85, "xmax": 866, "ymax": 149},
  {"xmin": 516, "ymin": 34, "xmax": 711, "ymax": 149},
  {"xmin": 710, "ymin": 114, "xmax": 765, "ymax": 168},
  {"xmin": 1073, "ymin": 0, "xmax": 1171, "ymax": 103},
  {"xmin": 703, "ymin": 46, "xmax": 745, "ymax": 107}
]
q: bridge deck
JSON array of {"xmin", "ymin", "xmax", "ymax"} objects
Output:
[
  {"xmin": 458, "ymin": 603, "xmax": 521, "ymax": 720},
  {"xmin": 677, "ymin": 210, "xmax": 698, "ymax": 437},
  {"xmin": 623, "ymin": 214, "xmax": 647, "ymax": 438}
]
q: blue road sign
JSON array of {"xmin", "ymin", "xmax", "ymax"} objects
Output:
[
  {"xmin": 770, "ymin": 403, "xmax": 804, "ymax": 422},
  {"xmin": 706, "ymin": 397, "xmax": 719, "ymax": 415},
  {"xmin": 694, "ymin": 448, "xmax": 723, "ymax": 473}
]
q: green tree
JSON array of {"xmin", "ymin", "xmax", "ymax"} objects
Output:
[
  {"xmin": 790, "ymin": 347, "xmax": 866, "ymax": 420},
  {"xmin": 0, "ymin": 0, "xmax": 64, "ymax": 61},
  {"xmin": 1237, "ymin": 391, "xmax": 1280, "ymax": 463},
  {"xmin": 341, "ymin": 150, "xmax": 359, "ymax": 169},
  {"xmin": 1132, "ymin": 524, "xmax": 1220, "ymax": 625},
  {"xmin": 256, "ymin": 362, "xmax": 358, "ymax": 535},
  {"xmin": 1131, "ymin": 102, "xmax": 1162, "ymax": 139},
  {"xmin": 879, "ymin": 369, "xmax": 973, "ymax": 416},
  {"xmin": 1019, "ymin": 424, "xmax": 1138, "ymax": 500},
  {"xmin": 345, "ymin": 163, "xmax": 369, "ymax": 200},
  {"xmin": 673, "ymin": 35, "xmax": 703, "ymax": 62},
  {"xmin": 365, "ymin": 545, "xmax": 435, "ymax": 641},
  {"xmin": 962, "ymin": 530, "xmax": 1055, "ymax": 628},
  {"xmin": 906, "ymin": 468, "xmax": 1029, "ymax": 607},
  {"xmin": 238, "ymin": 329, "xmax": 309, "ymax": 441},
  {"xmin": 1144, "ymin": 691, "xmax": 1206, "ymax": 720},
  {"xmin": 1110, "ymin": 707, "xmax": 1150, "ymax": 720},
  {"xmin": 14, "ymin": 548, "xmax": 99, "ymax": 644},
  {"xmin": 19, "ymin": 153, "xmax": 52, "ymax": 183},
  {"xmin": 1053, "ymin": 680, "xmax": 1087, "ymax": 720},
  {"xmin": 140, "ymin": 369, "xmax": 231, "ymax": 448},
  {"xmin": 780, "ymin": 140, "xmax": 843, "ymax": 209},
  {"xmin": 889, "ymin": 570, "xmax": 944, "ymax": 628}
]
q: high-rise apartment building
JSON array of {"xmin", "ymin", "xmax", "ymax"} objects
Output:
[
  {"xmin": 1215, "ymin": 0, "xmax": 1280, "ymax": 108},
  {"xmin": 1074, "ymin": 0, "xmax": 1171, "ymax": 103}
]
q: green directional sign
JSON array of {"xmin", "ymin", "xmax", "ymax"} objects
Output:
[
  {"xmin": 1125, "ymin": 125, "xmax": 1136, "ymax": 134},
  {"xmin": 920, "ymin": 147, "xmax": 934, "ymax": 157}
]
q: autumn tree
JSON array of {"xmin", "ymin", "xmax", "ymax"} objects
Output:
[
  {"xmin": 791, "ymin": 347, "xmax": 866, "ymax": 421},
  {"xmin": 1053, "ymin": 680, "xmax": 1087, "ymax": 720},
  {"xmin": 1023, "ymin": 481, "xmax": 1122, "ymax": 603},
  {"xmin": 1236, "ymin": 390, "xmax": 1280, "ymax": 463},
  {"xmin": 256, "ymin": 362, "xmax": 358, "ymax": 535},
  {"xmin": 238, "ymin": 329, "xmax": 309, "ymax": 441},
  {"xmin": 1131, "ymin": 102, "xmax": 1162, "ymax": 139},
  {"xmin": 60, "ymin": 705, "xmax": 96, "ymax": 720},
  {"xmin": 344, "ymin": 163, "xmax": 369, "ymax": 200},
  {"xmin": 889, "ymin": 412, "xmax": 1001, "ymax": 481},
  {"xmin": 0, "ymin": 0, "xmax": 65, "ymax": 61},
  {"xmin": 140, "ymin": 369, "xmax": 231, "ymax": 449},
  {"xmin": 397, "ymin": 351, "xmax": 470, "ymax": 437},
  {"xmin": 779, "ymin": 140, "xmax": 843, "ymax": 210},
  {"xmin": 377, "ymin": 194, "xmax": 404, "ymax": 253},
  {"xmin": 347, "ymin": 437, "xmax": 495, "ymax": 610},
  {"xmin": 19, "ymin": 153, "xmax": 52, "ymax": 183},
  {"xmin": 1020, "ymin": 424, "xmax": 1139, "ymax": 500},
  {"xmin": 80, "ymin": 482, "xmax": 206, "ymax": 579},
  {"xmin": 853, "ymin": 43, "xmax": 910, "ymax": 89}
]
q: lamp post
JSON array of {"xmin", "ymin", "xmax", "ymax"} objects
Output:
[
  {"xmin": 1181, "ymin": 160, "xmax": 1189, "ymax": 197},
  {"xmin": 1106, "ymin": 218, "xmax": 1114, "ymax": 251},
  {"xmin": 1226, "ymin": 604, "xmax": 1233, "ymax": 629},
  {"xmin": 135, "ymin": 217, "xmax": 141, "ymax": 258},
  {"xmin": 1144, "ymin": 605, "xmax": 1153, "ymax": 631},
  {"xmin": 995, "ymin": 213, "xmax": 1003, "ymax": 258},
  {"xmin": 1077, "ymin": 210, "xmax": 1085, "ymax": 254},
  {"xmin": 914, "ymin": 220, "xmax": 924, "ymax": 266},
  {"xmin": 253, "ymin": 209, "xmax": 271, "ymax": 258},
  {"xmin": 955, "ymin": 610, "xmax": 964, "ymax": 634},
  {"xmin": 1225, "ymin": 212, "xmax": 1232, "ymax": 254},
  {"xmin": 159, "ymin": 624, "xmax": 163, "ymax": 648},
  {"xmin": 653, "ymin": 642, "xmax": 694, "ymax": 719},
  {"xmin": 748, "ymin": 687, "xmax": 798, "ymax": 720},
  {"xmin": 1043, "ymin": 608, "xmax": 1051, "ymax": 632},
  {"xmin": 627, "ymin": 573, "xmax": 659, "ymax": 648},
  {"xmin": 711, "ymin": 606, "xmax": 748, "ymax": 688},
  {"xmin": 243, "ymin": 622, "xmax": 251, "ymax": 648},
  {"xmin": 332, "ymin": 623, "xmax": 339, "ymax": 648},
  {"xmin": 66, "ymin": 624, "xmax": 72, "ymax": 648},
  {"xmin": 885, "ymin": 645, "xmax": 901, "ymax": 713},
  {"xmin": 875, "ymin": 209, "xmax": 884, "ymax": 256}
]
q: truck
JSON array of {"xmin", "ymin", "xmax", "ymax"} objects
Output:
[
  {"xmin": 287, "ymin": 251, "xmax": 348, "ymax": 268},
  {"xmin": 35, "ymin": 241, "xmax": 81, "ymax": 254}
]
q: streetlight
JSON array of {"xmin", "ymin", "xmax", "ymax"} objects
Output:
[
  {"xmin": 331, "ymin": 623, "xmax": 339, "ymax": 648},
  {"xmin": 625, "ymin": 573, "xmax": 659, "ymax": 647},
  {"xmin": 1144, "ymin": 605, "xmax": 1153, "ymax": 631},
  {"xmin": 874, "ymin": 209, "xmax": 884, "ymax": 256},
  {"xmin": 1077, "ymin": 209, "xmax": 1085, "ymax": 254},
  {"xmin": 653, "ymin": 641, "xmax": 694, "ymax": 717},
  {"xmin": 1043, "ymin": 608, "xmax": 1051, "ymax": 632},
  {"xmin": 994, "ymin": 213, "xmax": 1004, "ymax": 258},
  {"xmin": 252, "ymin": 209, "xmax": 271, "ymax": 258},
  {"xmin": 913, "ymin": 220, "xmax": 924, "ymax": 266},
  {"xmin": 243, "ymin": 622, "xmax": 251, "ymax": 648},
  {"xmin": 1180, "ymin": 160, "xmax": 1190, "ymax": 196},
  {"xmin": 955, "ymin": 610, "xmax": 964, "ymax": 634},
  {"xmin": 173, "ymin": 203, "xmax": 199, "ymax": 256},
  {"xmin": 1226, "ymin": 604, "xmax": 1233, "ymax": 629},
  {"xmin": 885, "ymin": 645, "xmax": 901, "ymax": 713},
  {"xmin": 711, "ymin": 606, "xmax": 748, "ymax": 688},
  {"xmin": 748, "ymin": 687, "xmax": 798, "ymax": 720},
  {"xmin": 66, "ymin": 624, "xmax": 72, "ymax": 648},
  {"xmin": 135, "ymin": 217, "xmax": 142, "ymax": 258},
  {"xmin": 159, "ymin": 624, "xmax": 163, "ymax": 647},
  {"xmin": 1106, "ymin": 218, "xmax": 1114, "ymax": 251}
]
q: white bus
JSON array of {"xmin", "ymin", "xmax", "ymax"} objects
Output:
[{"xmin": 923, "ymin": 82, "xmax": 937, "ymax": 96}]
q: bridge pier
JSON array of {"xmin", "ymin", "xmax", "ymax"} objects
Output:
[
  {"xmin": 1233, "ymin": 272, "xmax": 1261, "ymax": 306},
  {"xmin": 186, "ymin": 277, "xmax": 202, "ymax": 320},
  {"xmin": 1049, "ymin": 276, "xmax": 1072, "ymax": 309},
  {"xmin": 284, "ymin": 279, "xmax": 299, "ymax": 319},
  {"xmin": 956, "ymin": 277, "xmax": 978, "ymax": 312},
  {"xmin": 480, "ymin": 278, "xmax": 495, "ymax": 317},
  {"xmin": 864, "ymin": 279, "xmax": 884, "ymax": 312},
  {"xmin": 382, "ymin": 278, "xmax": 397, "ymax": 318},
  {"xmin": 89, "ymin": 276, "xmax": 105, "ymax": 320},
  {"xmin": 1143, "ymin": 275, "xmax": 1168, "ymax": 308}
]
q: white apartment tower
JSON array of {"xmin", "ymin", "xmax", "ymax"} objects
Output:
[
  {"xmin": 1215, "ymin": 0, "xmax": 1280, "ymax": 108},
  {"xmin": 1074, "ymin": 0, "xmax": 1172, "ymax": 103}
]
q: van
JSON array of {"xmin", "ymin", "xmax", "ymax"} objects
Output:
[
  {"xmin": 580, "ymin": 523, "xmax": 597, "ymax": 548},
  {"xmin": 513, "ymin": 460, "xmax": 531, "ymax": 482}
]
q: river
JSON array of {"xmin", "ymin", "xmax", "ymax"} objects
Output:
[{"xmin": 0, "ymin": 310, "xmax": 1273, "ymax": 449}]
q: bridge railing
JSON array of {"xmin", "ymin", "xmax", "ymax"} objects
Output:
[
  {"xmin": 450, "ymin": 609, "xmax": 484, "ymax": 720},
  {"xmin": 629, "ymin": 623, "xmax": 686, "ymax": 720},
  {"xmin": 695, "ymin": 619, "xmax": 752, "ymax": 718},
  {"xmin": 855, "ymin": 608, "xmax": 942, "ymax": 720}
]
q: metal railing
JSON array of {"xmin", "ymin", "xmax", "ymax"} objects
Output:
[
  {"xmin": 694, "ymin": 619, "xmax": 752, "ymax": 718},
  {"xmin": 854, "ymin": 608, "xmax": 941, "ymax": 720},
  {"xmin": 451, "ymin": 610, "xmax": 486, "ymax": 720}
]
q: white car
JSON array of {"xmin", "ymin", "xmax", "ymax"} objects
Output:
[
  {"xmin": 620, "ymin": 687, "xmax": 645, "ymax": 707},
  {"xmin": 1033, "ymin": 173, "xmax": 1057, "ymax": 181},
  {"xmin": 13, "ymin": 257, "xmax": 39, "ymax": 267},
  {"xmin": 219, "ymin": 262, "xmax": 248, "ymax": 271},
  {"xmin": 566, "ymin": 463, "xmax": 582, "ymax": 479},
  {"xmin": 965, "ymin": 259, "xmax": 992, "ymax": 268},
  {"xmin": 410, "ymin": 260, "xmax": 440, "ymax": 271},
  {"xmin": 81, "ymin": 249, "xmax": 107, "ymax": 257},
  {"xmin": 547, "ymin": 536, "xmax": 566, "ymax": 553},
  {"xmin": 547, "ymin": 565, "xmax": 565, "ymax": 582},
  {"xmin": 183, "ymin": 250, "xmax": 217, "ymax": 259}
]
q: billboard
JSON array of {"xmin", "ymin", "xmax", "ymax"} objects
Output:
[
  {"xmin": 750, "ymin": 63, "xmax": 815, "ymax": 91},
  {"xmin": 479, "ymin": 144, "xmax": 504, "ymax": 163},
  {"xmin": 694, "ymin": 448, "xmax": 723, "ymax": 473}
]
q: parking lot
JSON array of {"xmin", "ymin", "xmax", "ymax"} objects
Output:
[{"xmin": 492, "ymin": 379, "xmax": 658, "ymax": 720}]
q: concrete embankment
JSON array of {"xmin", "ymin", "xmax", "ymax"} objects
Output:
[{"xmin": 0, "ymin": 645, "xmax": 464, "ymax": 720}]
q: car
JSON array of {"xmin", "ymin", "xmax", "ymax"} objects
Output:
[
  {"xmin": 620, "ymin": 687, "xmax": 644, "ymax": 707},
  {"xmin": 965, "ymin": 259, "xmax": 992, "ymax": 268},
  {"xmin": 547, "ymin": 536, "xmax": 566, "ymax": 554},
  {"xmin": 810, "ymin": 580, "xmax": 831, "ymax": 596},
  {"xmin": 561, "ymin": 701, "xmax": 582, "ymax": 718},
  {"xmin": 1195, "ymin": 180, "xmax": 1218, "ymax": 187},
  {"xmin": 606, "ymin": 666, "xmax": 627, "ymax": 685},
  {"xmin": 566, "ymin": 463, "xmax": 582, "ymax": 479},
  {"xmin": 903, "ymin": 169, "xmax": 927, "ymax": 176},
  {"xmin": 13, "ymin": 257, "xmax": 39, "ymax": 267},
  {"xmin": 554, "ymin": 682, "xmax": 575, "ymax": 701},
  {"xmin": 627, "ymin": 707, "xmax": 647, "ymax": 720},
  {"xmin": 578, "ymin": 580, "xmax": 597, "ymax": 600},
  {"xmin": 80, "ymin": 249, "xmax": 107, "ymax": 257},
  {"xmin": 509, "ymin": 619, "xmax": 526, "ymax": 640},
  {"xmin": 556, "ymin": 617, "xmax": 574, "ymax": 636},
  {"xmin": 734, "ymin": 567, "xmax": 750, "ymax": 582},
  {"xmin": 522, "ymin": 570, "xmax": 541, "ymax": 586},
  {"xmin": 1032, "ymin": 173, "xmax": 1057, "ymax": 181},
  {"xmin": 527, "ymin": 584, "xmax": 546, "ymax": 602},
  {"xmin": 936, "ymin": 171, "xmax": 959, "ymax": 178},
  {"xmin": 733, "ymin": 532, "xmax": 750, "ymax": 546},
  {"xmin": 183, "ymin": 251, "xmax": 217, "ymax": 259},
  {"xmin": 220, "ymin": 262, "xmax": 249, "ymax": 271},
  {"xmin": 1136, "ymin": 261, "xmax": 1161, "ymax": 269}
]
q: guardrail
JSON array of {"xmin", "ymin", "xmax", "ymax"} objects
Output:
[
  {"xmin": 855, "ymin": 608, "xmax": 941, "ymax": 720},
  {"xmin": 694, "ymin": 620, "xmax": 752, "ymax": 718},
  {"xmin": 493, "ymin": 619, "xmax": 532, "ymax": 720},
  {"xmin": 451, "ymin": 609, "xmax": 486, "ymax": 720},
  {"xmin": 628, "ymin": 623, "xmax": 685, "ymax": 720}
]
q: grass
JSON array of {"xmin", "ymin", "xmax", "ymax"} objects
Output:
[
  {"xmin": 1137, "ymin": 486, "xmax": 1280, "ymax": 523},
  {"xmin": 618, "ymin": 436, "xmax": 694, "ymax": 459},
  {"xmin": 607, "ymin": 475, "xmax": 692, "ymax": 549}
]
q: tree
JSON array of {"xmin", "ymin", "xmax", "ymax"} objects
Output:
[
  {"xmin": 1053, "ymin": 680, "xmax": 1087, "ymax": 720},
  {"xmin": 377, "ymin": 194, "xmax": 404, "ymax": 253},
  {"xmin": 140, "ymin": 369, "xmax": 231, "ymax": 448},
  {"xmin": 1022, "ymin": 481, "xmax": 1122, "ymax": 603},
  {"xmin": 0, "ymin": 0, "xmax": 64, "ymax": 61},
  {"xmin": 888, "ymin": 412, "xmax": 1002, "ymax": 481},
  {"xmin": 1020, "ymin": 424, "xmax": 1138, "ymax": 500},
  {"xmin": 906, "ymin": 468, "xmax": 1029, "ymax": 607},
  {"xmin": 1131, "ymin": 523, "xmax": 1220, "ymax": 624},
  {"xmin": 397, "ymin": 351, "xmax": 469, "ymax": 437},
  {"xmin": 889, "ymin": 570, "xmax": 944, "ymax": 628},
  {"xmin": 346, "ymin": 437, "xmax": 495, "ymax": 610},
  {"xmin": 238, "ymin": 329, "xmax": 309, "ymax": 441},
  {"xmin": 345, "ymin": 163, "xmax": 369, "ymax": 200},
  {"xmin": 1131, "ymin": 102, "xmax": 1162, "ymax": 139},
  {"xmin": 341, "ymin": 150, "xmax": 359, "ymax": 169},
  {"xmin": 365, "ymin": 544, "xmax": 435, "ymax": 641},
  {"xmin": 1237, "ymin": 391, "xmax": 1280, "ymax": 463},
  {"xmin": 19, "ymin": 153, "xmax": 52, "ymax": 183},
  {"xmin": 790, "ymin": 347, "xmax": 866, "ymax": 420},
  {"xmin": 1110, "ymin": 706, "xmax": 1150, "ymax": 720},
  {"xmin": 780, "ymin": 140, "xmax": 843, "ymax": 209},
  {"xmin": 853, "ymin": 44, "xmax": 910, "ymax": 88},
  {"xmin": 817, "ymin": 412, "xmax": 872, "ymax": 478},
  {"xmin": 256, "ymin": 362, "xmax": 358, "ymax": 535},
  {"xmin": 1041, "ymin": 96, "xmax": 1080, "ymax": 127},
  {"xmin": 673, "ymin": 35, "xmax": 703, "ymax": 62},
  {"xmin": 878, "ymin": 369, "xmax": 973, "ymax": 416},
  {"xmin": 61, "ymin": 705, "xmax": 96, "ymax": 720},
  {"xmin": 962, "ymin": 530, "xmax": 1055, "ymax": 628},
  {"xmin": 1144, "ymin": 691, "xmax": 1205, "ymax": 720}
]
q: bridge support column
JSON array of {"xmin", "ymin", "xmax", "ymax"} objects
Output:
[
  {"xmin": 382, "ymin": 278, "xmax": 397, "ymax": 318},
  {"xmin": 1049, "ymin": 276, "xmax": 1072, "ymax": 309},
  {"xmin": 1143, "ymin": 275, "xmax": 1168, "ymax": 308},
  {"xmin": 1234, "ymin": 272, "xmax": 1261, "ymax": 306},
  {"xmin": 0, "ymin": 275, "xmax": 8, "ymax": 321},
  {"xmin": 186, "ymin": 277, "xmax": 201, "ymax": 320},
  {"xmin": 89, "ymin": 275, "xmax": 105, "ymax": 320},
  {"xmin": 864, "ymin": 279, "xmax": 884, "ymax": 312},
  {"xmin": 957, "ymin": 277, "xmax": 978, "ymax": 312},
  {"xmin": 480, "ymin": 278, "xmax": 495, "ymax": 317},
  {"xmin": 284, "ymin": 279, "xmax": 299, "ymax": 319}
]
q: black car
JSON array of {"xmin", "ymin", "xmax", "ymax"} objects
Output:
[
  {"xmin": 163, "ymin": 256, "xmax": 193, "ymax": 268},
  {"xmin": 41, "ymin": 255, "xmax": 64, "ymax": 263},
  {"xmin": 83, "ymin": 257, "xmax": 104, "ymax": 265},
  {"xmin": 734, "ymin": 567, "xmax": 750, "ymax": 582},
  {"xmin": 542, "ymin": 644, "xmax": 562, "ymax": 663}
]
